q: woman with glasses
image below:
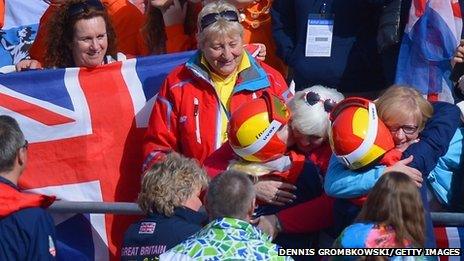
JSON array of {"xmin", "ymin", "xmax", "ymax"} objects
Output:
[
  {"xmin": 142, "ymin": 1, "xmax": 290, "ymax": 169},
  {"xmin": 324, "ymin": 85, "xmax": 463, "ymax": 247},
  {"xmin": 17, "ymin": 0, "xmax": 144, "ymax": 70}
]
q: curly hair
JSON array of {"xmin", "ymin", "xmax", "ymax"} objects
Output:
[
  {"xmin": 142, "ymin": 0, "xmax": 198, "ymax": 54},
  {"xmin": 137, "ymin": 152, "xmax": 209, "ymax": 217},
  {"xmin": 44, "ymin": 0, "xmax": 117, "ymax": 68}
]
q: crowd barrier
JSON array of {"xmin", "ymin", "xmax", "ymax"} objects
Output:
[{"xmin": 47, "ymin": 201, "xmax": 464, "ymax": 226}]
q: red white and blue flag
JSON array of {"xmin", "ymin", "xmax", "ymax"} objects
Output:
[
  {"xmin": 395, "ymin": 0, "xmax": 462, "ymax": 102},
  {"xmin": 0, "ymin": 52, "xmax": 191, "ymax": 260},
  {"xmin": 434, "ymin": 226, "xmax": 464, "ymax": 260}
]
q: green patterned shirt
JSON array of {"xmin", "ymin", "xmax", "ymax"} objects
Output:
[{"xmin": 159, "ymin": 217, "xmax": 293, "ymax": 261}]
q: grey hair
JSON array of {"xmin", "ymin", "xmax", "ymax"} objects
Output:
[
  {"xmin": 0, "ymin": 115, "xmax": 25, "ymax": 173},
  {"xmin": 288, "ymin": 85, "xmax": 344, "ymax": 138},
  {"xmin": 196, "ymin": 1, "xmax": 243, "ymax": 48},
  {"xmin": 206, "ymin": 170, "xmax": 255, "ymax": 220}
]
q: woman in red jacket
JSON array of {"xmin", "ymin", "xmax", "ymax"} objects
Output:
[{"xmin": 142, "ymin": 1, "xmax": 291, "ymax": 169}]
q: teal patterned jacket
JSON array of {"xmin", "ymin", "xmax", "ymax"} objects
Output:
[{"xmin": 159, "ymin": 217, "xmax": 293, "ymax": 261}]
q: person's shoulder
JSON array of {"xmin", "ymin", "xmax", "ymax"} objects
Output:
[{"xmin": 1, "ymin": 207, "xmax": 54, "ymax": 232}]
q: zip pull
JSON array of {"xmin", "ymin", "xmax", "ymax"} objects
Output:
[{"xmin": 193, "ymin": 97, "xmax": 201, "ymax": 144}]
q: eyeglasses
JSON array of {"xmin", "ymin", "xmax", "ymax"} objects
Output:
[
  {"xmin": 305, "ymin": 91, "xmax": 337, "ymax": 113},
  {"xmin": 68, "ymin": 0, "xmax": 105, "ymax": 18},
  {"xmin": 388, "ymin": 125, "xmax": 418, "ymax": 135},
  {"xmin": 200, "ymin": 10, "xmax": 239, "ymax": 31}
]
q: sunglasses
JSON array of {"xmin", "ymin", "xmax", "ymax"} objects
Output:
[
  {"xmin": 200, "ymin": 10, "xmax": 239, "ymax": 31},
  {"xmin": 388, "ymin": 125, "xmax": 418, "ymax": 135},
  {"xmin": 68, "ymin": 0, "xmax": 105, "ymax": 17},
  {"xmin": 305, "ymin": 91, "xmax": 337, "ymax": 113}
]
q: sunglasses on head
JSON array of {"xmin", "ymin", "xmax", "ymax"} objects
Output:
[
  {"xmin": 200, "ymin": 10, "xmax": 239, "ymax": 31},
  {"xmin": 68, "ymin": 0, "xmax": 105, "ymax": 18},
  {"xmin": 305, "ymin": 91, "xmax": 337, "ymax": 113}
]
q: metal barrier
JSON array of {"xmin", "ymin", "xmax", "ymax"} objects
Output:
[{"xmin": 48, "ymin": 201, "xmax": 464, "ymax": 226}]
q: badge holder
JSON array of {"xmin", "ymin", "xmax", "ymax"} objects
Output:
[{"xmin": 305, "ymin": 11, "xmax": 334, "ymax": 57}]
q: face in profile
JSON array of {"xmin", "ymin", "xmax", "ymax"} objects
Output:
[
  {"xmin": 201, "ymin": 34, "xmax": 243, "ymax": 77},
  {"xmin": 291, "ymin": 127, "xmax": 325, "ymax": 153},
  {"xmin": 71, "ymin": 16, "xmax": 108, "ymax": 68}
]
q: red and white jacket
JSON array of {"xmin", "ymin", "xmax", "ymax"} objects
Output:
[{"xmin": 142, "ymin": 51, "xmax": 291, "ymax": 169}]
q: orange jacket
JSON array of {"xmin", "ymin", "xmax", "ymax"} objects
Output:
[
  {"xmin": 241, "ymin": 0, "xmax": 287, "ymax": 76},
  {"xmin": 29, "ymin": 0, "xmax": 146, "ymax": 64},
  {"xmin": 142, "ymin": 51, "xmax": 291, "ymax": 168}
]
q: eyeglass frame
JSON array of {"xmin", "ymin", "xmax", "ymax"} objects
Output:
[
  {"xmin": 199, "ymin": 10, "xmax": 239, "ymax": 32},
  {"xmin": 67, "ymin": 0, "xmax": 105, "ymax": 18},
  {"xmin": 388, "ymin": 125, "xmax": 419, "ymax": 135},
  {"xmin": 304, "ymin": 91, "xmax": 337, "ymax": 113}
]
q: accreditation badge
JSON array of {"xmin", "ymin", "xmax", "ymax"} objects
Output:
[{"xmin": 305, "ymin": 13, "xmax": 334, "ymax": 57}]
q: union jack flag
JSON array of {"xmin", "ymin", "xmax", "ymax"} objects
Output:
[
  {"xmin": 395, "ymin": 0, "xmax": 462, "ymax": 102},
  {"xmin": 434, "ymin": 226, "xmax": 464, "ymax": 260},
  {"xmin": 0, "ymin": 52, "xmax": 192, "ymax": 260}
]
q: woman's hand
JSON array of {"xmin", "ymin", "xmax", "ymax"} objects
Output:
[
  {"xmin": 254, "ymin": 176, "xmax": 296, "ymax": 206},
  {"xmin": 15, "ymin": 59, "xmax": 42, "ymax": 72},
  {"xmin": 160, "ymin": 0, "xmax": 187, "ymax": 27},
  {"xmin": 384, "ymin": 155, "xmax": 423, "ymax": 187}
]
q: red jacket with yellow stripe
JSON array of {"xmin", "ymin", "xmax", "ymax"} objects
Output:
[{"xmin": 142, "ymin": 51, "xmax": 291, "ymax": 168}]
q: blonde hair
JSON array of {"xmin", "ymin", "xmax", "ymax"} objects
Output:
[
  {"xmin": 137, "ymin": 152, "xmax": 208, "ymax": 216},
  {"xmin": 196, "ymin": 1, "xmax": 243, "ymax": 49},
  {"xmin": 288, "ymin": 85, "xmax": 344, "ymax": 138},
  {"xmin": 375, "ymin": 85, "xmax": 433, "ymax": 132}
]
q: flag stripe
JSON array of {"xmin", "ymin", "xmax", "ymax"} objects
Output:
[{"xmin": 0, "ymin": 92, "xmax": 74, "ymax": 125}]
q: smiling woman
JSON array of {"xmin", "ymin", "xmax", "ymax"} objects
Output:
[
  {"xmin": 143, "ymin": 1, "xmax": 290, "ymax": 168},
  {"xmin": 45, "ymin": 0, "xmax": 117, "ymax": 68},
  {"xmin": 16, "ymin": 0, "xmax": 117, "ymax": 70}
]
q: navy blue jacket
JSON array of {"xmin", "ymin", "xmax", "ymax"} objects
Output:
[
  {"xmin": 121, "ymin": 207, "xmax": 206, "ymax": 260},
  {"xmin": 0, "ymin": 176, "xmax": 57, "ymax": 260},
  {"xmin": 271, "ymin": 0, "xmax": 411, "ymax": 92}
]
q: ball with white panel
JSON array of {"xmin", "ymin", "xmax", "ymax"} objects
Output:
[
  {"xmin": 227, "ymin": 92, "xmax": 290, "ymax": 162},
  {"xmin": 329, "ymin": 97, "xmax": 394, "ymax": 170}
]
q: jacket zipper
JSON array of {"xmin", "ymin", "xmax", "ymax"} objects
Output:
[{"xmin": 193, "ymin": 97, "xmax": 201, "ymax": 144}]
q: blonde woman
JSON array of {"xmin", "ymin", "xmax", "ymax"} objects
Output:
[
  {"xmin": 121, "ymin": 152, "xmax": 208, "ymax": 260},
  {"xmin": 325, "ymin": 85, "xmax": 462, "ymax": 248},
  {"xmin": 143, "ymin": 1, "xmax": 290, "ymax": 168}
]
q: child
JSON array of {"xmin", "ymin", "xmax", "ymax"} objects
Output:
[{"xmin": 334, "ymin": 171, "xmax": 425, "ymax": 257}]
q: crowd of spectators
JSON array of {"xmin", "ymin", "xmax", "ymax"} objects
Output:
[{"xmin": 1, "ymin": 0, "xmax": 464, "ymax": 260}]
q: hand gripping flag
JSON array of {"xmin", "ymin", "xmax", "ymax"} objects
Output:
[
  {"xmin": 0, "ymin": 51, "xmax": 192, "ymax": 260},
  {"xmin": 395, "ymin": 0, "xmax": 462, "ymax": 102}
]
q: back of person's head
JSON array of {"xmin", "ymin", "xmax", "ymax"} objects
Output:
[
  {"xmin": 0, "ymin": 115, "xmax": 26, "ymax": 173},
  {"xmin": 143, "ymin": 0, "xmax": 197, "ymax": 54},
  {"xmin": 197, "ymin": 1, "xmax": 243, "ymax": 48},
  {"xmin": 137, "ymin": 152, "xmax": 208, "ymax": 217},
  {"xmin": 288, "ymin": 85, "xmax": 344, "ymax": 139},
  {"xmin": 45, "ymin": 0, "xmax": 117, "ymax": 67},
  {"xmin": 206, "ymin": 170, "xmax": 255, "ymax": 220},
  {"xmin": 375, "ymin": 85, "xmax": 433, "ymax": 132},
  {"xmin": 357, "ymin": 171, "xmax": 425, "ymax": 247}
]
